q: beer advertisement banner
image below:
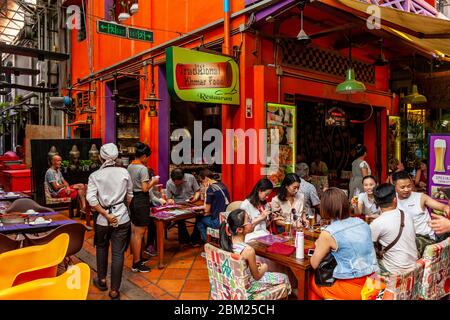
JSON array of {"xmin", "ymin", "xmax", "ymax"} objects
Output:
[
  {"xmin": 166, "ymin": 46, "xmax": 240, "ymax": 105},
  {"xmin": 428, "ymin": 133, "xmax": 450, "ymax": 203}
]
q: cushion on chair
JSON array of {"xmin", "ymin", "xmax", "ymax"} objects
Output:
[
  {"xmin": 381, "ymin": 260, "xmax": 425, "ymax": 300},
  {"xmin": 420, "ymin": 237, "xmax": 450, "ymax": 300},
  {"xmin": 44, "ymin": 183, "xmax": 71, "ymax": 204},
  {"xmin": 205, "ymin": 243, "xmax": 251, "ymax": 300},
  {"xmin": 204, "ymin": 243, "xmax": 289, "ymax": 300}
]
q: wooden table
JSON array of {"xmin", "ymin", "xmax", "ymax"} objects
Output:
[
  {"xmin": 248, "ymin": 238, "xmax": 315, "ymax": 300},
  {"xmin": 150, "ymin": 201, "xmax": 204, "ymax": 269},
  {"xmin": 0, "ymin": 212, "xmax": 76, "ymax": 235}
]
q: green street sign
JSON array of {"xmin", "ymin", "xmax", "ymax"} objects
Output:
[
  {"xmin": 97, "ymin": 20, "xmax": 127, "ymax": 38},
  {"xmin": 128, "ymin": 27, "xmax": 153, "ymax": 42}
]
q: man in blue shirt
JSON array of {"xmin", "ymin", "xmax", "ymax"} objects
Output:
[{"xmin": 197, "ymin": 169, "xmax": 230, "ymax": 242}]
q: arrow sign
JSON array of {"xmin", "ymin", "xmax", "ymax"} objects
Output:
[
  {"xmin": 128, "ymin": 27, "xmax": 153, "ymax": 43},
  {"xmin": 97, "ymin": 20, "xmax": 127, "ymax": 38}
]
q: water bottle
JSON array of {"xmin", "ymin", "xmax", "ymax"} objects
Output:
[{"xmin": 295, "ymin": 230, "xmax": 304, "ymax": 259}]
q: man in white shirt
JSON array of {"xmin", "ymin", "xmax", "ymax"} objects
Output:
[
  {"xmin": 371, "ymin": 184, "xmax": 418, "ymax": 275},
  {"xmin": 393, "ymin": 171, "xmax": 450, "ymax": 256},
  {"xmin": 86, "ymin": 143, "xmax": 133, "ymax": 300}
]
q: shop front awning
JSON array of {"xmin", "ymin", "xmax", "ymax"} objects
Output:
[{"xmin": 319, "ymin": 0, "xmax": 450, "ymax": 60}]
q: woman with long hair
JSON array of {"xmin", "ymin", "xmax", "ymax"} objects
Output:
[
  {"xmin": 414, "ymin": 159, "xmax": 427, "ymax": 192},
  {"xmin": 240, "ymin": 178, "xmax": 274, "ymax": 242},
  {"xmin": 386, "ymin": 158, "xmax": 404, "ymax": 185},
  {"xmin": 309, "ymin": 188, "xmax": 378, "ymax": 300},
  {"xmin": 271, "ymin": 173, "xmax": 308, "ymax": 231},
  {"xmin": 219, "ymin": 209, "xmax": 291, "ymax": 298},
  {"xmin": 357, "ymin": 175, "xmax": 380, "ymax": 218},
  {"xmin": 349, "ymin": 144, "xmax": 371, "ymax": 198}
]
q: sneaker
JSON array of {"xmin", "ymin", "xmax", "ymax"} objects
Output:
[
  {"xmin": 93, "ymin": 277, "xmax": 108, "ymax": 291},
  {"xmin": 132, "ymin": 261, "xmax": 151, "ymax": 273},
  {"xmin": 144, "ymin": 245, "xmax": 157, "ymax": 257}
]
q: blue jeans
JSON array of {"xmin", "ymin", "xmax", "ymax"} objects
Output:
[{"xmin": 197, "ymin": 215, "xmax": 220, "ymax": 242}]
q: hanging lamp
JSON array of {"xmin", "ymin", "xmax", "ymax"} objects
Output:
[
  {"xmin": 118, "ymin": 1, "xmax": 131, "ymax": 21},
  {"xmin": 144, "ymin": 59, "xmax": 162, "ymax": 117},
  {"xmin": 405, "ymin": 54, "xmax": 427, "ymax": 105},
  {"xmin": 374, "ymin": 39, "xmax": 389, "ymax": 66},
  {"xmin": 297, "ymin": 1, "xmax": 311, "ymax": 45},
  {"xmin": 130, "ymin": 0, "xmax": 139, "ymax": 15},
  {"xmin": 336, "ymin": 40, "xmax": 366, "ymax": 94}
]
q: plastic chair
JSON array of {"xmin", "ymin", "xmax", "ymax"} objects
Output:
[
  {"xmin": 0, "ymin": 262, "xmax": 90, "ymax": 300},
  {"xmin": 23, "ymin": 223, "xmax": 87, "ymax": 266},
  {"xmin": 0, "ymin": 233, "xmax": 69, "ymax": 290},
  {"xmin": 6, "ymin": 198, "xmax": 53, "ymax": 213},
  {"xmin": 226, "ymin": 201, "xmax": 242, "ymax": 212},
  {"xmin": 0, "ymin": 233, "xmax": 22, "ymax": 254}
]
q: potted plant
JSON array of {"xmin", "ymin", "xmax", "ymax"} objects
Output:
[{"xmin": 61, "ymin": 160, "xmax": 69, "ymax": 173}]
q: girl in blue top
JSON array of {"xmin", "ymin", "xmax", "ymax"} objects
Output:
[{"xmin": 309, "ymin": 188, "xmax": 379, "ymax": 300}]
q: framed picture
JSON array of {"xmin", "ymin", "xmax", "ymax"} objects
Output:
[{"xmin": 265, "ymin": 103, "xmax": 296, "ymax": 186}]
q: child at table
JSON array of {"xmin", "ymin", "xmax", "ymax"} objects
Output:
[{"xmin": 219, "ymin": 209, "xmax": 291, "ymax": 299}]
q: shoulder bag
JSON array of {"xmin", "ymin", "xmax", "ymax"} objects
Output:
[
  {"xmin": 374, "ymin": 210, "xmax": 405, "ymax": 260},
  {"xmin": 314, "ymin": 252, "xmax": 338, "ymax": 287}
]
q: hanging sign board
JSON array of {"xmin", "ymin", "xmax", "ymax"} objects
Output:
[
  {"xmin": 428, "ymin": 133, "xmax": 450, "ymax": 204},
  {"xmin": 325, "ymin": 107, "xmax": 346, "ymax": 127},
  {"xmin": 166, "ymin": 47, "xmax": 240, "ymax": 105}
]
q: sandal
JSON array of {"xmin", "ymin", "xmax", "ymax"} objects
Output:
[
  {"xmin": 93, "ymin": 277, "xmax": 108, "ymax": 291},
  {"xmin": 109, "ymin": 290, "xmax": 121, "ymax": 300}
]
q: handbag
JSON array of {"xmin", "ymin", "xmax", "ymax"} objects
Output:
[
  {"xmin": 314, "ymin": 253, "xmax": 337, "ymax": 287},
  {"xmin": 374, "ymin": 210, "xmax": 405, "ymax": 260}
]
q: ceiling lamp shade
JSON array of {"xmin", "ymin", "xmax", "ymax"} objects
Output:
[
  {"xmin": 297, "ymin": 4, "xmax": 311, "ymax": 45},
  {"xmin": 336, "ymin": 68, "xmax": 366, "ymax": 94},
  {"xmin": 130, "ymin": 2, "xmax": 139, "ymax": 15},
  {"xmin": 118, "ymin": 12, "xmax": 130, "ymax": 21},
  {"xmin": 405, "ymin": 84, "xmax": 427, "ymax": 105}
]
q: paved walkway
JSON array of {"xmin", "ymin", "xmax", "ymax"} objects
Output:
[{"xmin": 73, "ymin": 217, "xmax": 211, "ymax": 300}]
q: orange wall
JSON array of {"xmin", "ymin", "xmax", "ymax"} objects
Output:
[{"xmin": 69, "ymin": 0, "xmax": 394, "ymax": 195}]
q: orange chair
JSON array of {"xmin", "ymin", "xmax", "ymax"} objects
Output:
[
  {"xmin": 0, "ymin": 233, "xmax": 69, "ymax": 290},
  {"xmin": 0, "ymin": 263, "xmax": 90, "ymax": 300}
]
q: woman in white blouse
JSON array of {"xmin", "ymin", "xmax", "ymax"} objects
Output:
[
  {"xmin": 240, "ymin": 178, "xmax": 274, "ymax": 242},
  {"xmin": 271, "ymin": 173, "xmax": 308, "ymax": 231}
]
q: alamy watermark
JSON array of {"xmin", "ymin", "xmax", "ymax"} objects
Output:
[
  {"xmin": 170, "ymin": 121, "xmax": 280, "ymax": 176},
  {"xmin": 66, "ymin": 5, "xmax": 82, "ymax": 30}
]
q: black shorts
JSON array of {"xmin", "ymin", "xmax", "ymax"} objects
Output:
[{"xmin": 130, "ymin": 192, "xmax": 151, "ymax": 227}]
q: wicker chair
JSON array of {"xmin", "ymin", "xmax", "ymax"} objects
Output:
[{"xmin": 43, "ymin": 183, "xmax": 76, "ymax": 218}]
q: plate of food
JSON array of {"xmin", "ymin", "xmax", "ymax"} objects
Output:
[
  {"xmin": 0, "ymin": 213, "xmax": 26, "ymax": 224},
  {"xmin": 28, "ymin": 217, "xmax": 52, "ymax": 225}
]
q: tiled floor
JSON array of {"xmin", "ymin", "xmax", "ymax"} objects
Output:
[{"xmin": 72, "ymin": 215, "xmax": 211, "ymax": 300}]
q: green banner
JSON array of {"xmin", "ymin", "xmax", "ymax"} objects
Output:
[{"xmin": 166, "ymin": 46, "xmax": 240, "ymax": 105}]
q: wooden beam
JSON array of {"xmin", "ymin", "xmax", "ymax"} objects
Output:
[
  {"xmin": 0, "ymin": 42, "xmax": 69, "ymax": 61},
  {"xmin": 0, "ymin": 82, "xmax": 58, "ymax": 93},
  {"xmin": 0, "ymin": 66, "xmax": 40, "ymax": 76}
]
